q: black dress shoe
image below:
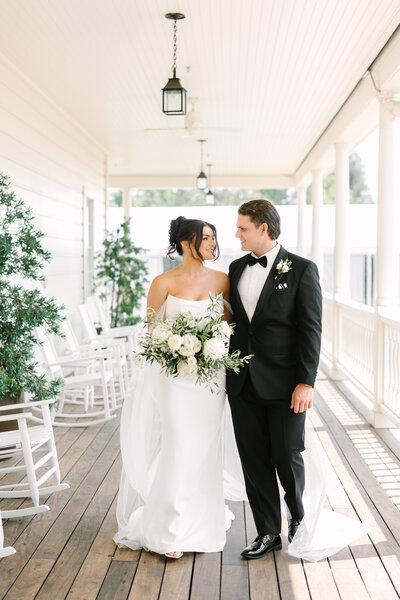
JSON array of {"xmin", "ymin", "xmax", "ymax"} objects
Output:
[
  {"xmin": 241, "ymin": 534, "xmax": 282, "ymax": 559},
  {"xmin": 288, "ymin": 518, "xmax": 302, "ymax": 543}
]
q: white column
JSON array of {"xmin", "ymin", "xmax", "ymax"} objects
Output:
[
  {"xmin": 333, "ymin": 143, "xmax": 350, "ymax": 297},
  {"xmin": 296, "ymin": 186, "xmax": 306, "ymax": 257},
  {"xmin": 373, "ymin": 95, "xmax": 400, "ymax": 427},
  {"xmin": 376, "ymin": 99, "xmax": 400, "ymax": 308},
  {"xmin": 311, "ymin": 169, "xmax": 323, "ymax": 278},
  {"xmin": 123, "ymin": 188, "xmax": 131, "ymax": 224},
  {"xmin": 331, "ymin": 143, "xmax": 350, "ymax": 380}
]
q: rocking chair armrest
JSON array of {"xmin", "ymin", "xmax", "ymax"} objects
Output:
[
  {"xmin": 0, "ymin": 412, "xmax": 32, "ymax": 422},
  {"xmin": 50, "ymin": 355, "xmax": 94, "ymax": 367},
  {"xmin": 0, "ymin": 399, "xmax": 54, "ymax": 412},
  {"xmin": 44, "ymin": 354, "xmax": 109, "ymax": 368},
  {"xmin": 108, "ymin": 325, "xmax": 139, "ymax": 336}
]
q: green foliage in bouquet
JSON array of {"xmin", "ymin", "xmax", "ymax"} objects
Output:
[
  {"xmin": 94, "ymin": 219, "xmax": 148, "ymax": 327},
  {"xmin": 135, "ymin": 294, "xmax": 252, "ymax": 392},
  {"xmin": 0, "ymin": 173, "xmax": 64, "ymax": 401}
]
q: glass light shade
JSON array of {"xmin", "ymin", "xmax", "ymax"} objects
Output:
[
  {"xmin": 205, "ymin": 189, "xmax": 215, "ymax": 205},
  {"xmin": 197, "ymin": 170, "xmax": 207, "ymax": 190},
  {"xmin": 162, "ymin": 77, "xmax": 187, "ymax": 115}
]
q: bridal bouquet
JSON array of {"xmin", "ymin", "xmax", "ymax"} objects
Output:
[{"xmin": 134, "ymin": 294, "xmax": 252, "ymax": 390}]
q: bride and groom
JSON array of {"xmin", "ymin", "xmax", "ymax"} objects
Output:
[{"xmin": 114, "ymin": 199, "xmax": 368, "ymax": 561}]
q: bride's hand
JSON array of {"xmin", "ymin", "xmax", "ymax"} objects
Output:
[{"xmin": 290, "ymin": 384, "xmax": 313, "ymax": 413}]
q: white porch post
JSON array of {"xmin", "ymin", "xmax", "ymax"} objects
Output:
[
  {"xmin": 330, "ymin": 143, "xmax": 350, "ymax": 379},
  {"xmin": 296, "ymin": 186, "xmax": 306, "ymax": 257},
  {"xmin": 372, "ymin": 95, "xmax": 400, "ymax": 426},
  {"xmin": 122, "ymin": 188, "xmax": 131, "ymax": 224},
  {"xmin": 311, "ymin": 169, "xmax": 323, "ymax": 280}
]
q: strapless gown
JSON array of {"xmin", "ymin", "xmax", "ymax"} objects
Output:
[{"xmin": 114, "ymin": 295, "xmax": 232, "ymax": 553}]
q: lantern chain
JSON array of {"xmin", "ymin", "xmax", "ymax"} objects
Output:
[{"xmin": 172, "ymin": 19, "xmax": 177, "ymax": 75}]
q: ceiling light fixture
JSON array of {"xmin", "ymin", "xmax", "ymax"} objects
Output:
[
  {"xmin": 205, "ymin": 163, "xmax": 215, "ymax": 205},
  {"xmin": 162, "ymin": 13, "xmax": 187, "ymax": 116},
  {"xmin": 196, "ymin": 139, "xmax": 207, "ymax": 189}
]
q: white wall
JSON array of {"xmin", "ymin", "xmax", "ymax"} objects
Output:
[{"xmin": 0, "ymin": 55, "xmax": 106, "ymax": 314}]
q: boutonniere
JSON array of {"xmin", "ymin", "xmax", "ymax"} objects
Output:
[{"xmin": 275, "ymin": 259, "xmax": 292, "ymax": 279}]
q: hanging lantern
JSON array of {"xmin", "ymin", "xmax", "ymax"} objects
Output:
[
  {"xmin": 196, "ymin": 140, "xmax": 207, "ymax": 189},
  {"xmin": 162, "ymin": 13, "xmax": 187, "ymax": 116}
]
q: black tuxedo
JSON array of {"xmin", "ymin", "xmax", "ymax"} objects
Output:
[{"xmin": 227, "ymin": 246, "xmax": 322, "ymax": 536}]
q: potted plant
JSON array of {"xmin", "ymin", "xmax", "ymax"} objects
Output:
[
  {"xmin": 94, "ymin": 219, "xmax": 148, "ymax": 327},
  {"xmin": 0, "ymin": 173, "xmax": 63, "ymax": 429}
]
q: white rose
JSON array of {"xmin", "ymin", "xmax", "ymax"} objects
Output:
[
  {"xmin": 203, "ymin": 337, "xmax": 227, "ymax": 360},
  {"xmin": 178, "ymin": 334, "xmax": 202, "ymax": 357},
  {"xmin": 151, "ymin": 323, "xmax": 171, "ymax": 342},
  {"xmin": 133, "ymin": 352, "xmax": 146, "ymax": 367},
  {"xmin": 167, "ymin": 334, "xmax": 183, "ymax": 351},
  {"xmin": 212, "ymin": 320, "xmax": 232, "ymax": 338},
  {"xmin": 177, "ymin": 358, "xmax": 197, "ymax": 379}
]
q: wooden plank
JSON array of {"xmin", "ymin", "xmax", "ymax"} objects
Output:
[
  {"xmin": 190, "ymin": 552, "xmax": 221, "ymax": 600},
  {"xmin": 33, "ymin": 434, "xmax": 121, "ymax": 600},
  {"xmin": 314, "ymin": 386, "xmax": 400, "ymax": 544},
  {"xmin": 244, "ymin": 502, "xmax": 280, "ymax": 600},
  {"xmin": 303, "ymin": 559, "xmax": 340, "ymax": 599},
  {"xmin": 222, "ymin": 501, "xmax": 246, "ymax": 565},
  {"xmin": 220, "ymin": 565, "xmax": 249, "ymax": 600},
  {"xmin": 67, "ymin": 495, "xmax": 119, "ymax": 600},
  {"xmin": 159, "ymin": 552, "xmax": 194, "ymax": 600},
  {"xmin": 114, "ymin": 546, "xmax": 141, "ymax": 562},
  {"xmin": 327, "ymin": 545, "xmax": 371, "ymax": 600},
  {"xmin": 96, "ymin": 559, "xmax": 138, "ymax": 600},
  {"xmin": 312, "ymin": 393, "xmax": 400, "ymax": 590},
  {"xmin": 0, "ymin": 418, "xmax": 118, "ymax": 598},
  {"xmin": 274, "ymin": 546, "xmax": 310, "ymax": 600},
  {"xmin": 2, "ymin": 558, "xmax": 55, "ymax": 600},
  {"xmin": 127, "ymin": 551, "xmax": 165, "ymax": 600}
]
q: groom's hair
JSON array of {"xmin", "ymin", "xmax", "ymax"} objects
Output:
[{"xmin": 238, "ymin": 199, "xmax": 281, "ymax": 240}]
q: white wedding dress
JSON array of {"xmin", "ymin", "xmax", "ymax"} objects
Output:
[
  {"xmin": 114, "ymin": 294, "xmax": 235, "ymax": 554},
  {"xmin": 114, "ymin": 294, "xmax": 369, "ymax": 559}
]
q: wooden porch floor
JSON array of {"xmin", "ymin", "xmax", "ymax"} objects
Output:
[{"xmin": 1, "ymin": 372, "xmax": 400, "ymax": 600}]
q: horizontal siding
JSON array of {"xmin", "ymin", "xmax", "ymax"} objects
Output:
[{"xmin": 0, "ymin": 55, "xmax": 106, "ymax": 319}]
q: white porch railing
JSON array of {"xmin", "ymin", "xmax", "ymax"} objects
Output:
[
  {"xmin": 322, "ymin": 294, "xmax": 400, "ymax": 427},
  {"xmin": 382, "ymin": 313, "xmax": 400, "ymax": 419}
]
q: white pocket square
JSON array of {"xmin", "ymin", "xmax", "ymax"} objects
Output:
[{"xmin": 276, "ymin": 282, "xmax": 288, "ymax": 290}]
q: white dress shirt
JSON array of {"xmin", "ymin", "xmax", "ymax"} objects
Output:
[{"xmin": 237, "ymin": 243, "xmax": 281, "ymax": 321}]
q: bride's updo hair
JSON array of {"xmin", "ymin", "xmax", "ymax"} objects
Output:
[{"xmin": 167, "ymin": 216, "xmax": 220, "ymax": 261}]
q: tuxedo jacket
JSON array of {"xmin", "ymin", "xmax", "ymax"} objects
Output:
[{"xmin": 227, "ymin": 246, "xmax": 322, "ymax": 401}]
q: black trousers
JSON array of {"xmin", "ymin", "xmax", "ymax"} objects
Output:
[{"xmin": 228, "ymin": 376, "xmax": 306, "ymax": 536}]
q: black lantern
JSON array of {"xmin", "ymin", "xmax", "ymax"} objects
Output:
[
  {"xmin": 162, "ymin": 13, "xmax": 187, "ymax": 116},
  {"xmin": 205, "ymin": 163, "xmax": 215, "ymax": 205},
  {"xmin": 196, "ymin": 139, "xmax": 207, "ymax": 190}
]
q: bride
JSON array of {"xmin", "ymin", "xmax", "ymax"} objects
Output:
[{"xmin": 114, "ymin": 216, "xmax": 234, "ymax": 558}]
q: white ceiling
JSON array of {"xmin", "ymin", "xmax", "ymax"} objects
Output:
[{"xmin": 0, "ymin": 0, "xmax": 399, "ymax": 182}]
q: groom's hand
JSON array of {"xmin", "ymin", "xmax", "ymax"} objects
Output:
[{"xmin": 290, "ymin": 384, "xmax": 313, "ymax": 413}]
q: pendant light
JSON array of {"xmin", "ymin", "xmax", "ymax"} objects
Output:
[
  {"xmin": 196, "ymin": 140, "xmax": 207, "ymax": 190},
  {"xmin": 162, "ymin": 13, "xmax": 187, "ymax": 116},
  {"xmin": 205, "ymin": 164, "xmax": 215, "ymax": 205}
]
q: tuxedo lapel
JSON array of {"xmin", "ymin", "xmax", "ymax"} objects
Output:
[
  {"xmin": 230, "ymin": 254, "xmax": 250, "ymax": 324},
  {"xmin": 251, "ymin": 246, "xmax": 288, "ymax": 322}
]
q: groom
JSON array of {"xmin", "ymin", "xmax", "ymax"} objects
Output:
[{"xmin": 227, "ymin": 199, "xmax": 322, "ymax": 559}]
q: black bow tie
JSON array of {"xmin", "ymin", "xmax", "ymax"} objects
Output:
[{"xmin": 247, "ymin": 255, "xmax": 268, "ymax": 268}]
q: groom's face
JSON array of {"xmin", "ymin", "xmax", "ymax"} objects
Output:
[{"xmin": 235, "ymin": 214, "xmax": 268, "ymax": 254}]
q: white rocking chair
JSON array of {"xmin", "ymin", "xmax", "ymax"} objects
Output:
[
  {"xmin": 0, "ymin": 400, "xmax": 69, "ymax": 518},
  {"xmin": 0, "ymin": 514, "xmax": 16, "ymax": 558},
  {"xmin": 35, "ymin": 328, "xmax": 118, "ymax": 427}
]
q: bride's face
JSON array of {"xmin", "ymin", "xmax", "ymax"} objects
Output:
[{"xmin": 197, "ymin": 225, "xmax": 216, "ymax": 261}]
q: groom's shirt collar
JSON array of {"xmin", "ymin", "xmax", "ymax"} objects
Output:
[
  {"xmin": 250, "ymin": 242, "xmax": 281, "ymax": 263},
  {"xmin": 238, "ymin": 243, "xmax": 281, "ymax": 321}
]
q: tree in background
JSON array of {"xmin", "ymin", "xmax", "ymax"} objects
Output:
[
  {"xmin": 0, "ymin": 173, "xmax": 63, "ymax": 402},
  {"xmin": 94, "ymin": 220, "xmax": 148, "ymax": 327}
]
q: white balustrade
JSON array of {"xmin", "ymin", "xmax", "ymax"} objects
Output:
[
  {"xmin": 321, "ymin": 294, "xmax": 333, "ymax": 357},
  {"xmin": 382, "ymin": 314, "xmax": 400, "ymax": 420},
  {"xmin": 322, "ymin": 296, "xmax": 400, "ymax": 427}
]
